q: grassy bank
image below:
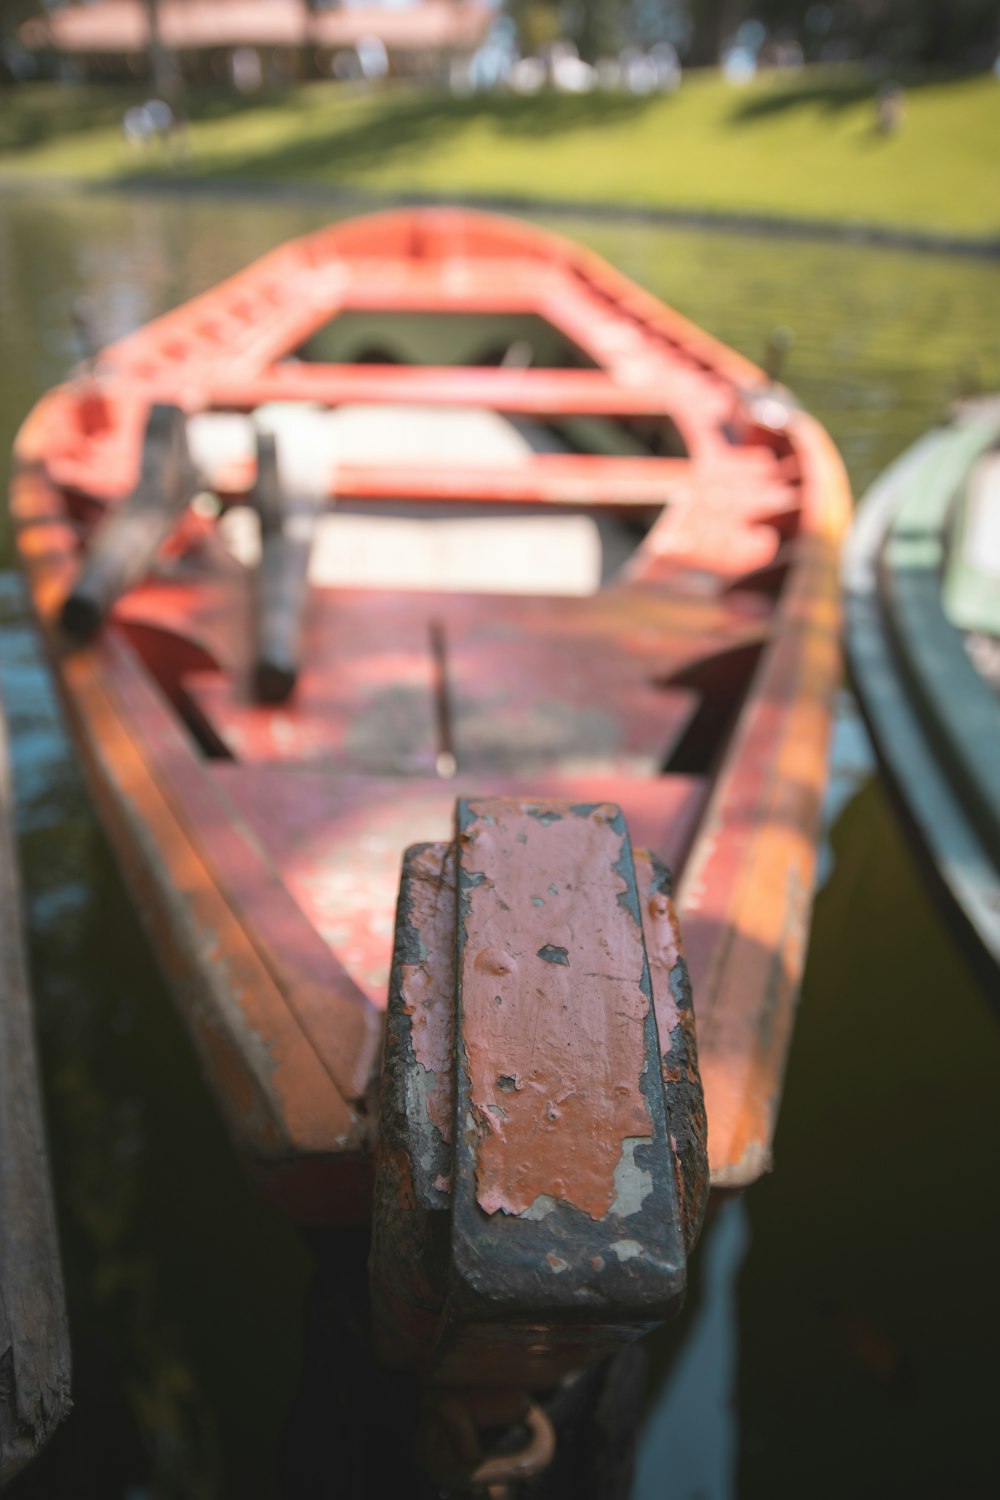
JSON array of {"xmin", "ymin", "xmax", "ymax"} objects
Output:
[{"xmin": 1, "ymin": 68, "xmax": 998, "ymax": 238}]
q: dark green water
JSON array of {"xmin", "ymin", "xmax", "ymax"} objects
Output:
[{"xmin": 1, "ymin": 190, "xmax": 999, "ymax": 1499}]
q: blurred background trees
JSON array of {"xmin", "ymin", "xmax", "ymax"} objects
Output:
[
  {"xmin": 0, "ymin": 0, "xmax": 42, "ymax": 84},
  {"xmin": 506, "ymin": 0, "xmax": 1000, "ymax": 67},
  {"xmin": 2, "ymin": 0, "xmax": 998, "ymax": 88}
]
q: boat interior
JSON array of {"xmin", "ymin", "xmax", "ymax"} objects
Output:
[{"xmin": 37, "ymin": 223, "xmax": 813, "ymax": 1021}]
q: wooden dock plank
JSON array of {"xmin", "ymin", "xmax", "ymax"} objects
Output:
[{"xmin": 0, "ymin": 692, "xmax": 71, "ymax": 1485}]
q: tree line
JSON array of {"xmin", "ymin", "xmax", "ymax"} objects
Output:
[{"xmin": 508, "ymin": 0, "xmax": 1000, "ymax": 68}]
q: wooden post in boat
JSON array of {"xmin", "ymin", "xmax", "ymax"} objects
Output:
[
  {"xmin": 60, "ymin": 402, "xmax": 193, "ymax": 641},
  {"xmin": 370, "ymin": 798, "xmax": 708, "ymax": 1489},
  {"xmin": 251, "ymin": 410, "xmax": 329, "ymax": 704},
  {"xmin": 0, "ymin": 691, "xmax": 71, "ymax": 1485}
]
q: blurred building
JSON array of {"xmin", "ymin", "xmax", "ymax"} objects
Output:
[{"xmin": 20, "ymin": 0, "xmax": 495, "ymax": 86}]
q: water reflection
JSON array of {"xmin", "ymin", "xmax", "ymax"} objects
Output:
[
  {"xmin": 735, "ymin": 776, "xmax": 1000, "ymax": 1499},
  {"xmin": 0, "ymin": 573, "xmax": 310, "ymax": 1500},
  {"xmin": 817, "ymin": 690, "xmax": 876, "ymax": 889},
  {"xmin": 635, "ymin": 686, "xmax": 877, "ymax": 1500},
  {"xmin": 633, "ymin": 1197, "xmax": 750, "ymax": 1500},
  {"xmin": 1, "ymin": 189, "xmax": 998, "ymax": 1498}
]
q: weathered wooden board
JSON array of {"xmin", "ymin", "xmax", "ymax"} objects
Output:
[
  {"xmin": 371, "ymin": 800, "xmax": 708, "ymax": 1394},
  {"xmin": 0, "ymin": 691, "xmax": 71, "ymax": 1485}
]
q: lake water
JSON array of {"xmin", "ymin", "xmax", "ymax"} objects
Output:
[{"xmin": 2, "ymin": 188, "xmax": 999, "ymax": 1500}]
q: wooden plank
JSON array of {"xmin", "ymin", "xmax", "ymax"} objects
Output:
[
  {"xmin": 0, "ymin": 689, "xmax": 71, "ymax": 1485},
  {"xmin": 327, "ymin": 454, "xmax": 684, "ymax": 508},
  {"xmin": 182, "ymin": 628, "xmax": 698, "ymax": 778},
  {"xmin": 164, "ymin": 577, "xmax": 740, "ymax": 779},
  {"xmin": 212, "ymin": 766, "xmax": 708, "ymax": 1013},
  {"xmin": 454, "ymin": 799, "xmax": 668, "ymax": 1219},
  {"xmin": 440, "ymin": 799, "xmax": 688, "ymax": 1389},
  {"xmin": 207, "ymin": 365, "xmax": 701, "ymax": 419},
  {"xmin": 371, "ymin": 805, "xmax": 706, "ymax": 1393},
  {"xmin": 113, "ymin": 569, "xmax": 770, "ymax": 682}
]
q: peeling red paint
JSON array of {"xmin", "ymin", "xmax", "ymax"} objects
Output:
[
  {"xmin": 398, "ymin": 843, "xmax": 455, "ymax": 1146},
  {"xmin": 642, "ymin": 878, "xmax": 683, "ymax": 1049},
  {"xmin": 457, "ymin": 800, "xmax": 654, "ymax": 1222}
]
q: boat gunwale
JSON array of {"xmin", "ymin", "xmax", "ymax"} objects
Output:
[
  {"xmin": 877, "ymin": 411, "xmax": 1000, "ymax": 857},
  {"xmin": 843, "ymin": 412, "xmax": 1000, "ymax": 983}
]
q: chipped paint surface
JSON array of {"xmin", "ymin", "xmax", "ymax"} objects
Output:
[
  {"xmin": 369, "ymin": 843, "xmax": 456, "ymax": 1370},
  {"xmin": 635, "ymin": 848, "xmax": 709, "ymax": 1249},
  {"xmin": 456, "ymin": 799, "xmax": 655, "ymax": 1222},
  {"xmin": 610, "ymin": 1239, "xmax": 644, "ymax": 1263},
  {"xmin": 520, "ymin": 1193, "xmax": 560, "ymax": 1222},
  {"xmin": 642, "ymin": 884, "xmax": 682, "ymax": 1045},
  {"xmin": 608, "ymin": 1136, "xmax": 654, "ymax": 1217},
  {"xmin": 368, "ymin": 805, "xmax": 707, "ymax": 1387},
  {"xmin": 397, "ymin": 843, "xmax": 455, "ymax": 1147}
]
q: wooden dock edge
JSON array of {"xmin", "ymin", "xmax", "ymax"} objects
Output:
[{"xmin": 0, "ymin": 690, "xmax": 71, "ymax": 1486}]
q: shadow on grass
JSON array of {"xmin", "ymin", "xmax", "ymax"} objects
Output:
[
  {"xmin": 0, "ymin": 87, "xmax": 137, "ymax": 153},
  {"xmin": 116, "ymin": 88, "xmax": 661, "ymax": 185},
  {"xmin": 0, "ymin": 83, "xmax": 310, "ymax": 155},
  {"xmin": 0, "ymin": 85, "xmax": 293, "ymax": 157},
  {"xmin": 725, "ymin": 67, "xmax": 962, "ymax": 126}
]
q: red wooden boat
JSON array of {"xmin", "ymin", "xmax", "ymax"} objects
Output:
[{"xmin": 10, "ymin": 208, "xmax": 848, "ymax": 1477}]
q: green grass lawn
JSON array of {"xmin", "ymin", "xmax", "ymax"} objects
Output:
[{"xmin": 1, "ymin": 68, "xmax": 998, "ymax": 238}]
